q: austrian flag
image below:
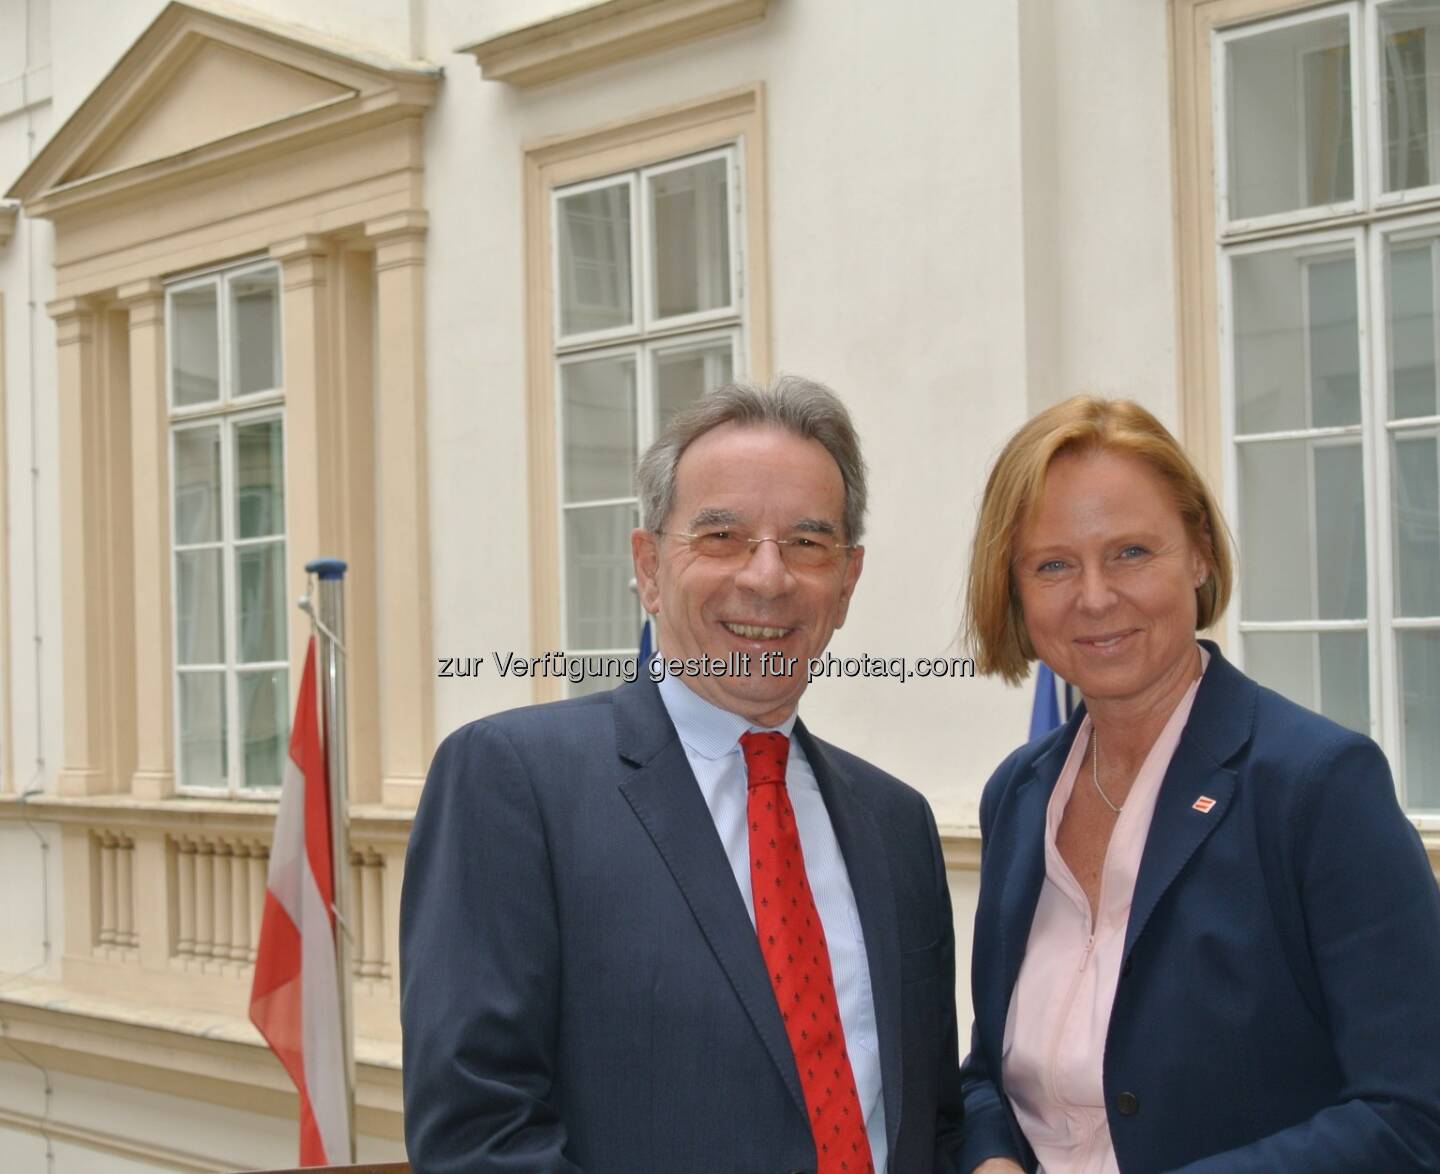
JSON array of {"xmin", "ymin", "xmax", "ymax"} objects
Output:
[{"xmin": 249, "ymin": 638, "xmax": 348, "ymax": 1165}]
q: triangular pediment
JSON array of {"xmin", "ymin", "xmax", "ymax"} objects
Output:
[
  {"xmin": 8, "ymin": 0, "xmax": 437, "ymax": 210},
  {"xmin": 72, "ymin": 40, "xmax": 354, "ymax": 181}
]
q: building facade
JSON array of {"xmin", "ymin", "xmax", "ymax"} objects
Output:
[{"xmin": 0, "ymin": 0, "xmax": 1435, "ymax": 1168}]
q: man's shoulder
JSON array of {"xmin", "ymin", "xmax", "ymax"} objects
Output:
[{"xmin": 436, "ymin": 683, "xmax": 624, "ymax": 761}]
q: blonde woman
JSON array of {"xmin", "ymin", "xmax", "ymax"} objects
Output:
[{"xmin": 959, "ymin": 397, "xmax": 1440, "ymax": 1173}]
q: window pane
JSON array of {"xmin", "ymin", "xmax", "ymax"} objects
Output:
[
  {"xmin": 654, "ymin": 339, "xmax": 732, "ymax": 433},
  {"xmin": 1239, "ymin": 438, "xmax": 1366, "ymax": 621},
  {"xmin": 1394, "ymin": 428, "xmax": 1440, "ymax": 617},
  {"xmin": 232, "ymin": 268, "xmax": 281, "ymax": 395},
  {"xmin": 238, "ymin": 668, "xmax": 288, "ymax": 789},
  {"xmin": 561, "ymin": 354, "xmax": 637, "ymax": 503},
  {"xmin": 557, "ymin": 182, "xmax": 633, "ymax": 336},
  {"xmin": 564, "ymin": 503, "xmax": 638, "ymax": 650},
  {"xmin": 1243, "ymin": 629, "xmax": 1369, "ymax": 735},
  {"xmin": 235, "ymin": 418, "xmax": 285, "ymax": 539},
  {"xmin": 1398, "ymin": 629, "xmax": 1440, "ymax": 808},
  {"xmin": 1226, "ymin": 17, "xmax": 1353, "ymax": 220},
  {"xmin": 176, "ymin": 548, "xmax": 225, "ymax": 665},
  {"xmin": 649, "ymin": 157, "xmax": 731, "ymax": 319},
  {"xmin": 173, "ymin": 426, "xmax": 221, "ymax": 545},
  {"xmin": 171, "ymin": 284, "xmax": 220, "ymax": 407},
  {"xmin": 1386, "ymin": 239, "xmax": 1439, "ymax": 420},
  {"xmin": 1381, "ymin": 0, "xmax": 1440, "ymax": 192},
  {"xmin": 236, "ymin": 541, "xmax": 287, "ymax": 663},
  {"xmin": 178, "ymin": 671, "xmax": 227, "ymax": 788},
  {"xmin": 1232, "ymin": 247, "xmax": 1360, "ymax": 434}
]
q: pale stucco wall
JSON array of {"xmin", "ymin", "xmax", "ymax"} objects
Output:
[
  {"xmin": 0, "ymin": 0, "xmax": 1181, "ymax": 1167},
  {"xmin": 0, "ymin": 1062, "xmax": 407, "ymax": 1170},
  {"xmin": 421, "ymin": 0, "xmax": 1179, "ymax": 827}
]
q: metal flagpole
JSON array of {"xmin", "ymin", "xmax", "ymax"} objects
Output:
[{"xmin": 301, "ymin": 557, "xmax": 356, "ymax": 1163}]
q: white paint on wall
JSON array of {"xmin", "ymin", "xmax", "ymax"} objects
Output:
[
  {"xmin": 0, "ymin": 822, "xmax": 61, "ymax": 978},
  {"xmin": 0, "ymin": 0, "xmax": 1186, "ymax": 1156},
  {"xmin": 422, "ymin": 0, "xmax": 1179, "ymax": 828},
  {"xmin": 0, "ymin": 1062, "xmax": 407, "ymax": 1171}
]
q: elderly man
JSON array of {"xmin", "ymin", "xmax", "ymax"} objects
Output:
[{"xmin": 401, "ymin": 377, "xmax": 964, "ymax": 1173}]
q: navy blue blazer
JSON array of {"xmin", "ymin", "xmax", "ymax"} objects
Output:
[
  {"xmin": 401, "ymin": 676, "xmax": 965, "ymax": 1173},
  {"xmin": 959, "ymin": 642, "xmax": 1440, "ymax": 1173}
]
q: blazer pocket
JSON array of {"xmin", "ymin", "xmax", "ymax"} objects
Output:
[{"xmin": 899, "ymin": 938, "xmax": 944, "ymax": 985}]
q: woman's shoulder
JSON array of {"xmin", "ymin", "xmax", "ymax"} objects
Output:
[
  {"xmin": 977, "ymin": 720, "xmax": 1078, "ymax": 826},
  {"xmin": 1242, "ymin": 675, "xmax": 1382, "ymax": 775},
  {"xmin": 1220, "ymin": 673, "xmax": 1402, "ymax": 839},
  {"xmin": 1192, "ymin": 645, "xmax": 1383, "ymax": 784}
]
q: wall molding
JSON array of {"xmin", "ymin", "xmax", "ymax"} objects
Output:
[
  {"xmin": 522, "ymin": 85, "xmax": 769, "ymax": 697},
  {"xmin": 461, "ymin": 0, "xmax": 769, "ymax": 88},
  {"xmin": 0, "ymin": 975, "xmax": 402, "ymax": 1144},
  {"xmin": 7, "ymin": 1, "xmax": 437, "ymax": 223},
  {"xmin": 0, "ymin": 1104, "xmax": 230, "ymax": 1173}
]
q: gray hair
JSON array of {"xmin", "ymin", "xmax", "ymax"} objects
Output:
[{"xmin": 635, "ymin": 375, "xmax": 869, "ymax": 543}]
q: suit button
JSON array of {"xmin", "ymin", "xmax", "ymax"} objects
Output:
[{"xmin": 1116, "ymin": 1091, "xmax": 1140, "ymax": 1116}]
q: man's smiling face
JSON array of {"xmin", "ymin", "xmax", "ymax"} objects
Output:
[{"xmin": 632, "ymin": 422, "xmax": 864, "ymax": 726}]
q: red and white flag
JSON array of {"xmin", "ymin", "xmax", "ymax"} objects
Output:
[{"xmin": 249, "ymin": 637, "xmax": 348, "ymax": 1165}]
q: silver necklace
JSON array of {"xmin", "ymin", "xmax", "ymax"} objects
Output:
[{"xmin": 1091, "ymin": 730, "xmax": 1123, "ymax": 815}]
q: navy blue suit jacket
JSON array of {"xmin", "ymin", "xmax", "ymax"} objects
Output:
[
  {"xmin": 401, "ymin": 676, "xmax": 965, "ymax": 1173},
  {"xmin": 959, "ymin": 642, "xmax": 1440, "ymax": 1173}
]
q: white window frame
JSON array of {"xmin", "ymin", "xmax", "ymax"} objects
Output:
[
  {"xmin": 1219, "ymin": 226, "xmax": 1378, "ymax": 733},
  {"xmin": 551, "ymin": 171, "xmax": 642, "ymax": 350},
  {"xmin": 1214, "ymin": 4, "xmax": 1365, "ymax": 235},
  {"xmin": 638, "ymin": 146, "xmax": 744, "ymax": 334},
  {"xmin": 551, "ymin": 145, "xmax": 746, "ymax": 667},
  {"xmin": 1217, "ymin": 132, "xmax": 1440, "ymax": 816},
  {"xmin": 1369, "ymin": 0, "xmax": 1440, "ymax": 208},
  {"xmin": 166, "ymin": 258, "xmax": 288, "ymax": 797},
  {"xmin": 555, "ymin": 327, "xmax": 743, "ymax": 657},
  {"xmin": 1370, "ymin": 211, "xmax": 1440, "ymax": 815}
]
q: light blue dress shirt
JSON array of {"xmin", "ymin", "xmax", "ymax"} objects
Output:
[{"xmin": 657, "ymin": 672, "xmax": 888, "ymax": 1173}]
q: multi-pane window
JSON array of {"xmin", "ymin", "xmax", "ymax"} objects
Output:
[
  {"xmin": 1216, "ymin": 1, "xmax": 1440, "ymax": 812},
  {"xmin": 552, "ymin": 147, "xmax": 744, "ymax": 681},
  {"xmin": 167, "ymin": 261, "xmax": 288, "ymax": 793}
]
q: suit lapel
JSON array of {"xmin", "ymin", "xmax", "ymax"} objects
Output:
[
  {"xmin": 1122, "ymin": 642, "xmax": 1256, "ymax": 964},
  {"xmin": 795, "ymin": 723, "xmax": 904, "ymax": 1156},
  {"xmin": 1121, "ymin": 750, "xmax": 1235, "ymax": 961},
  {"xmin": 612, "ymin": 680, "xmax": 810, "ymax": 1122}
]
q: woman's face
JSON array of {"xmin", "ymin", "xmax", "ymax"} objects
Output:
[{"xmin": 1013, "ymin": 448, "xmax": 1209, "ymax": 710}]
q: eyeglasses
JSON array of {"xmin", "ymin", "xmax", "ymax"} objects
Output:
[{"xmin": 659, "ymin": 529, "xmax": 855, "ymax": 571}]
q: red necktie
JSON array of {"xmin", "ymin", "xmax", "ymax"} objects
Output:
[{"xmin": 740, "ymin": 731, "xmax": 874, "ymax": 1174}]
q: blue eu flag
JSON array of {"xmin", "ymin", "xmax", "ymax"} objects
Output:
[{"xmin": 1029, "ymin": 662, "xmax": 1063, "ymax": 741}]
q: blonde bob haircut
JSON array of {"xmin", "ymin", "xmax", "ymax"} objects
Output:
[{"xmin": 964, "ymin": 395, "xmax": 1234, "ymax": 685}]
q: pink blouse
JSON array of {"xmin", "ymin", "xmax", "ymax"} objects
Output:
[{"xmin": 999, "ymin": 649, "xmax": 1208, "ymax": 1173}]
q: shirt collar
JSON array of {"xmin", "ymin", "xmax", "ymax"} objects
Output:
[{"xmin": 657, "ymin": 670, "xmax": 799, "ymax": 761}]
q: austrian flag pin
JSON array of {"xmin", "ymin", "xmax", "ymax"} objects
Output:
[{"xmin": 1192, "ymin": 795, "xmax": 1217, "ymax": 814}]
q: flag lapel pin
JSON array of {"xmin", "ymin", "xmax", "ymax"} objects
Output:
[{"xmin": 1192, "ymin": 795, "xmax": 1217, "ymax": 814}]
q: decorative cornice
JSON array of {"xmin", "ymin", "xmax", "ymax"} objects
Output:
[
  {"xmin": 939, "ymin": 825, "xmax": 982, "ymax": 872},
  {"xmin": 114, "ymin": 277, "xmax": 166, "ymax": 306},
  {"xmin": 0, "ymin": 976, "xmax": 401, "ymax": 1157},
  {"xmin": 365, "ymin": 209, "xmax": 428, "ymax": 241},
  {"xmin": 0, "ymin": 202, "xmax": 17, "ymax": 249},
  {"xmin": 0, "ymin": 793, "xmax": 415, "ymax": 845},
  {"xmin": 7, "ymin": 0, "xmax": 439, "ymax": 219},
  {"xmin": 460, "ymin": 0, "xmax": 769, "ymax": 89}
]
